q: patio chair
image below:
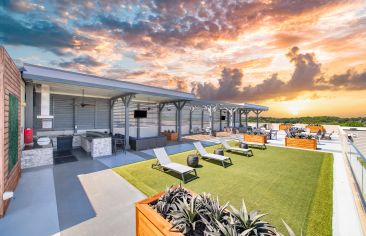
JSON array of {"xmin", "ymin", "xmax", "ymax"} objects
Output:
[
  {"xmin": 152, "ymin": 148, "xmax": 198, "ymax": 183},
  {"xmin": 321, "ymin": 131, "xmax": 334, "ymax": 140},
  {"xmin": 193, "ymin": 142, "xmax": 232, "ymax": 167},
  {"xmin": 220, "ymin": 139, "xmax": 253, "ymax": 156}
]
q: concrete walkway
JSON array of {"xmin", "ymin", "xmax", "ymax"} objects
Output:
[
  {"xmin": 60, "ymin": 169, "xmax": 145, "ymax": 236},
  {"xmin": 0, "ymin": 167, "xmax": 60, "ymax": 236},
  {"xmin": 332, "ymin": 152, "xmax": 363, "ymax": 236}
]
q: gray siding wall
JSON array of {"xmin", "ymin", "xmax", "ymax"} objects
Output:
[{"xmin": 34, "ymin": 93, "xmax": 110, "ymax": 130}]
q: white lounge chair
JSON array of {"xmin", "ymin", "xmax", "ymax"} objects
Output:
[
  {"xmin": 152, "ymin": 148, "xmax": 197, "ymax": 183},
  {"xmin": 220, "ymin": 140, "xmax": 253, "ymax": 156},
  {"xmin": 193, "ymin": 142, "xmax": 232, "ymax": 167}
]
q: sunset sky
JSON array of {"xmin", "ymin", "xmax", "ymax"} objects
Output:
[{"xmin": 1, "ymin": 0, "xmax": 366, "ymax": 117}]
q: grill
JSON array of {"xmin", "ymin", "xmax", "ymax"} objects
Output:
[{"xmin": 57, "ymin": 135, "xmax": 73, "ymax": 152}]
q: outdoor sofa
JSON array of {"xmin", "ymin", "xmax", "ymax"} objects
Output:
[{"xmin": 129, "ymin": 135, "xmax": 167, "ymax": 151}]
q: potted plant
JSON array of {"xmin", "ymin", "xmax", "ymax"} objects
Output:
[
  {"xmin": 285, "ymin": 133, "xmax": 317, "ymax": 150},
  {"xmin": 279, "ymin": 123, "xmax": 293, "ymax": 130},
  {"xmin": 305, "ymin": 124, "xmax": 325, "ymax": 133},
  {"xmin": 136, "ymin": 185, "xmax": 282, "ymax": 236},
  {"xmin": 244, "ymin": 130, "xmax": 267, "ymax": 144}
]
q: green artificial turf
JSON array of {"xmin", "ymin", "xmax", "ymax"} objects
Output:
[{"xmin": 113, "ymin": 143, "xmax": 333, "ymax": 235}]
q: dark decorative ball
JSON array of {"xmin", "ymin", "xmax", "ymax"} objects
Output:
[
  {"xmin": 240, "ymin": 142, "xmax": 249, "ymax": 149},
  {"xmin": 214, "ymin": 148, "xmax": 224, "ymax": 156},
  {"xmin": 187, "ymin": 154, "xmax": 199, "ymax": 167}
]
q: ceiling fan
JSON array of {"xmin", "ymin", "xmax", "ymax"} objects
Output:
[{"xmin": 77, "ymin": 89, "xmax": 96, "ymax": 107}]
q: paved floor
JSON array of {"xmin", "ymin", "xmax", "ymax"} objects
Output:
[
  {"xmin": 60, "ymin": 169, "xmax": 145, "ymax": 236},
  {"xmin": 54, "ymin": 152, "xmax": 107, "ymax": 231},
  {"xmin": 0, "ymin": 166, "xmax": 60, "ymax": 236},
  {"xmin": 0, "ymin": 134, "xmax": 363, "ymax": 235}
]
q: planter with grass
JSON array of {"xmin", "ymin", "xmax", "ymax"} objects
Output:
[
  {"xmin": 285, "ymin": 137, "xmax": 317, "ymax": 150},
  {"xmin": 279, "ymin": 124, "xmax": 293, "ymax": 130},
  {"xmin": 162, "ymin": 131, "xmax": 178, "ymax": 141},
  {"xmin": 135, "ymin": 185, "xmax": 287, "ymax": 236},
  {"xmin": 244, "ymin": 133, "xmax": 267, "ymax": 144},
  {"xmin": 305, "ymin": 125, "xmax": 325, "ymax": 133}
]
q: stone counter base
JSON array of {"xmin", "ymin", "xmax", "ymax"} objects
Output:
[{"xmin": 21, "ymin": 147, "xmax": 53, "ymax": 169}]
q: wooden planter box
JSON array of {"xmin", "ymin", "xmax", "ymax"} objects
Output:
[
  {"xmin": 162, "ymin": 132, "xmax": 178, "ymax": 141},
  {"xmin": 279, "ymin": 124, "xmax": 293, "ymax": 130},
  {"xmin": 213, "ymin": 131, "xmax": 231, "ymax": 137},
  {"xmin": 305, "ymin": 125, "xmax": 325, "ymax": 133},
  {"xmin": 136, "ymin": 191, "xmax": 182, "ymax": 236},
  {"xmin": 244, "ymin": 134, "xmax": 267, "ymax": 144},
  {"xmin": 285, "ymin": 137, "xmax": 317, "ymax": 150}
]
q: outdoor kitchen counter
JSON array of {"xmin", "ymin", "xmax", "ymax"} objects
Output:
[{"xmin": 80, "ymin": 132, "xmax": 112, "ymax": 159}]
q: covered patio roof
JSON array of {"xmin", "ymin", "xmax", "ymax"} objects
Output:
[
  {"xmin": 21, "ymin": 63, "xmax": 195, "ymax": 103},
  {"xmin": 189, "ymin": 99, "xmax": 268, "ymax": 111},
  {"xmin": 21, "ymin": 63, "xmax": 268, "ymax": 111}
]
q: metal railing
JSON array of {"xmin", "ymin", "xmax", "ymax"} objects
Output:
[{"xmin": 340, "ymin": 128, "xmax": 366, "ymax": 210}]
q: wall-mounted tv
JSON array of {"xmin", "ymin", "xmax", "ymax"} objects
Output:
[
  {"xmin": 221, "ymin": 116, "xmax": 226, "ymax": 121},
  {"xmin": 134, "ymin": 110, "xmax": 147, "ymax": 118}
]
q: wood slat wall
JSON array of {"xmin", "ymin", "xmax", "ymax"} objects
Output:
[{"xmin": 0, "ymin": 47, "xmax": 22, "ymax": 217}]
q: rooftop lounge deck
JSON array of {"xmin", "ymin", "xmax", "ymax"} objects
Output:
[{"xmin": 0, "ymin": 126, "xmax": 364, "ymax": 235}]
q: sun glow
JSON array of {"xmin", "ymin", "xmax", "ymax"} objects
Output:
[{"xmin": 284, "ymin": 99, "xmax": 310, "ymax": 116}]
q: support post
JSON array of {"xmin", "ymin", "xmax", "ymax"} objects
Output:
[
  {"xmin": 226, "ymin": 108, "xmax": 237, "ymax": 130},
  {"xmin": 239, "ymin": 110, "xmax": 242, "ymax": 126},
  {"xmin": 25, "ymin": 82, "xmax": 34, "ymax": 128},
  {"xmin": 189, "ymin": 106, "xmax": 194, "ymax": 134},
  {"xmin": 173, "ymin": 101, "xmax": 187, "ymax": 142},
  {"xmin": 226, "ymin": 111, "xmax": 230, "ymax": 128},
  {"xmin": 175, "ymin": 109, "xmax": 178, "ymax": 132},
  {"xmin": 136, "ymin": 103, "xmax": 140, "ymax": 139},
  {"xmin": 73, "ymin": 98, "xmax": 77, "ymax": 133},
  {"xmin": 205, "ymin": 106, "xmax": 216, "ymax": 136},
  {"xmin": 233, "ymin": 111, "xmax": 236, "ymax": 128},
  {"xmin": 243, "ymin": 110, "xmax": 250, "ymax": 132},
  {"xmin": 110, "ymin": 99, "xmax": 115, "ymax": 135},
  {"xmin": 254, "ymin": 110, "xmax": 262, "ymax": 129},
  {"xmin": 219, "ymin": 109, "xmax": 222, "ymax": 131},
  {"xmin": 201, "ymin": 109, "xmax": 204, "ymax": 129},
  {"xmin": 122, "ymin": 94, "xmax": 134, "ymax": 149},
  {"xmin": 157, "ymin": 103, "xmax": 165, "ymax": 135}
]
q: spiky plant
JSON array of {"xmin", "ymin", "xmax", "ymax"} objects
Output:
[
  {"xmin": 197, "ymin": 193, "xmax": 230, "ymax": 224},
  {"xmin": 203, "ymin": 215, "xmax": 242, "ymax": 236},
  {"xmin": 152, "ymin": 185, "xmax": 192, "ymax": 220},
  {"xmin": 170, "ymin": 195, "xmax": 204, "ymax": 235},
  {"xmin": 274, "ymin": 220, "xmax": 303, "ymax": 236},
  {"xmin": 230, "ymin": 200, "xmax": 276, "ymax": 235}
]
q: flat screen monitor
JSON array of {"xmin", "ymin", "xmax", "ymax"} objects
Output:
[{"xmin": 134, "ymin": 110, "xmax": 147, "ymax": 118}]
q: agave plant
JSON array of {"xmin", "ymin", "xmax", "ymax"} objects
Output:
[
  {"xmin": 152, "ymin": 185, "xmax": 192, "ymax": 220},
  {"xmin": 274, "ymin": 220, "xmax": 302, "ymax": 236},
  {"xmin": 170, "ymin": 195, "xmax": 204, "ymax": 235},
  {"xmin": 203, "ymin": 215, "xmax": 242, "ymax": 236},
  {"xmin": 230, "ymin": 200, "xmax": 276, "ymax": 236},
  {"xmin": 197, "ymin": 193, "xmax": 230, "ymax": 224}
]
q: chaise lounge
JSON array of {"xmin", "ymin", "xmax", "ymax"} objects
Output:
[
  {"xmin": 193, "ymin": 142, "xmax": 232, "ymax": 167},
  {"xmin": 221, "ymin": 140, "xmax": 254, "ymax": 156},
  {"xmin": 152, "ymin": 148, "xmax": 198, "ymax": 183}
]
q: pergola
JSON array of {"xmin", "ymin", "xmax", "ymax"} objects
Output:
[
  {"xmin": 22, "ymin": 63, "xmax": 268, "ymax": 148},
  {"xmin": 188, "ymin": 100, "xmax": 268, "ymax": 136}
]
